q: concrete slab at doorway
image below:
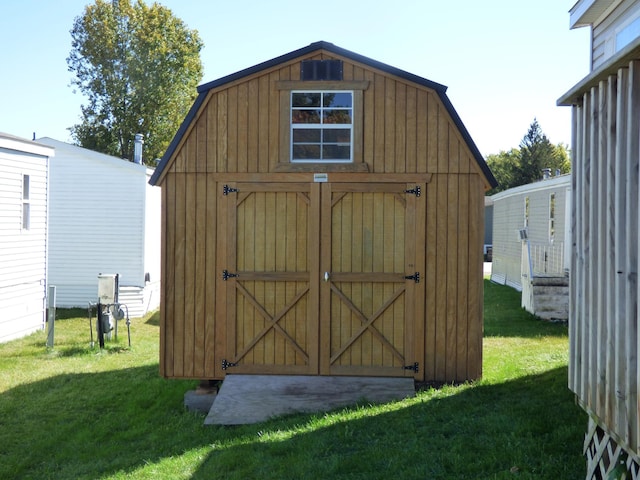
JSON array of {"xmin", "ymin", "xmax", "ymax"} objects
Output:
[{"xmin": 204, "ymin": 375, "xmax": 416, "ymax": 425}]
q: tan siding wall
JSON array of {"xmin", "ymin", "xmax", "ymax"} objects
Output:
[
  {"xmin": 491, "ymin": 195, "xmax": 524, "ymax": 289},
  {"xmin": 160, "ymin": 173, "xmax": 221, "ymax": 379},
  {"xmin": 424, "ymin": 173, "xmax": 484, "ymax": 382}
]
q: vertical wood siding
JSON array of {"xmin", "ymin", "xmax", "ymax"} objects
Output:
[
  {"xmin": 168, "ymin": 54, "xmax": 482, "ymax": 178},
  {"xmin": 158, "ymin": 51, "xmax": 488, "ymax": 383},
  {"xmin": 569, "ymin": 61, "xmax": 640, "ymax": 457}
]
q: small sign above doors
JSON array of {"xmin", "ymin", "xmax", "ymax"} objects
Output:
[{"xmin": 313, "ymin": 173, "xmax": 328, "ymax": 183}]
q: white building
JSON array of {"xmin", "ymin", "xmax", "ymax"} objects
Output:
[
  {"xmin": 0, "ymin": 134, "xmax": 54, "ymax": 342},
  {"xmin": 38, "ymin": 138, "xmax": 161, "ymax": 318},
  {"xmin": 490, "ymin": 174, "xmax": 571, "ymax": 289},
  {"xmin": 490, "ymin": 173, "xmax": 571, "ymax": 319}
]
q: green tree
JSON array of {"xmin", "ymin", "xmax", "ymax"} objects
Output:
[
  {"xmin": 486, "ymin": 119, "xmax": 571, "ymax": 194},
  {"xmin": 519, "ymin": 119, "xmax": 570, "ymax": 183},
  {"xmin": 67, "ymin": 0, "xmax": 203, "ymax": 164},
  {"xmin": 486, "ymin": 148, "xmax": 520, "ymax": 195}
]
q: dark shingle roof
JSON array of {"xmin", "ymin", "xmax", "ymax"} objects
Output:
[{"xmin": 150, "ymin": 41, "xmax": 496, "ymax": 187}]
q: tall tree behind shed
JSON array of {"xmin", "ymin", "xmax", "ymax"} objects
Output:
[
  {"xmin": 67, "ymin": 0, "xmax": 203, "ymax": 163},
  {"xmin": 519, "ymin": 119, "xmax": 568, "ymax": 182},
  {"xmin": 486, "ymin": 119, "xmax": 571, "ymax": 194}
]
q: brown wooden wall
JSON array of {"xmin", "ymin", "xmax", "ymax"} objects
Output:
[
  {"xmin": 157, "ymin": 49, "xmax": 488, "ymax": 383},
  {"xmin": 167, "ymin": 52, "xmax": 486, "ymax": 177}
]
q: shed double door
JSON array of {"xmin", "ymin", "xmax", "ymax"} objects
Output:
[{"xmin": 223, "ymin": 181, "xmax": 422, "ymax": 377}]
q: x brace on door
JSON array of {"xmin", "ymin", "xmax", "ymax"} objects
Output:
[
  {"xmin": 227, "ymin": 282, "xmax": 310, "ymax": 367},
  {"xmin": 328, "ymin": 283, "xmax": 407, "ymax": 365}
]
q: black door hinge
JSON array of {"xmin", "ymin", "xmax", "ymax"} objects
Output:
[
  {"xmin": 222, "ymin": 270, "xmax": 238, "ymax": 281},
  {"xmin": 403, "ymin": 362, "xmax": 419, "ymax": 373},
  {"xmin": 405, "ymin": 186, "xmax": 421, "ymax": 197},
  {"xmin": 223, "ymin": 185, "xmax": 238, "ymax": 195},
  {"xmin": 222, "ymin": 359, "xmax": 238, "ymax": 370},
  {"xmin": 405, "ymin": 272, "xmax": 420, "ymax": 283}
]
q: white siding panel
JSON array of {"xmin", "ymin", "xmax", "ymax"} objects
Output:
[
  {"xmin": 490, "ymin": 194, "xmax": 523, "ymax": 289},
  {"xmin": 0, "ymin": 136, "xmax": 51, "ymax": 343},
  {"xmin": 592, "ymin": 0, "xmax": 640, "ymax": 69},
  {"xmin": 40, "ymin": 138, "xmax": 161, "ymax": 308},
  {"xmin": 117, "ymin": 281, "xmax": 160, "ymax": 318},
  {"xmin": 144, "ymin": 177, "xmax": 161, "ymax": 285},
  {"xmin": 490, "ymin": 176, "xmax": 571, "ymax": 291}
]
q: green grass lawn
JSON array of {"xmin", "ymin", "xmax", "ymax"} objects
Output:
[{"xmin": 0, "ymin": 281, "xmax": 586, "ymax": 479}]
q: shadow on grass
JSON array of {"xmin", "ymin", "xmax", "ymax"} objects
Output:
[
  {"xmin": 1, "ymin": 287, "xmax": 575, "ymax": 479},
  {"xmin": 0, "ymin": 361, "xmax": 586, "ymax": 479},
  {"xmin": 483, "ymin": 280, "xmax": 569, "ymax": 338},
  {"xmin": 54, "ymin": 307, "xmax": 91, "ymax": 320},
  {"xmin": 0, "ymin": 364, "xmax": 202, "ymax": 479},
  {"xmin": 189, "ymin": 366, "xmax": 586, "ymax": 479},
  {"xmin": 145, "ymin": 310, "xmax": 160, "ymax": 326},
  {"xmin": 56, "ymin": 345, "xmax": 94, "ymax": 357}
]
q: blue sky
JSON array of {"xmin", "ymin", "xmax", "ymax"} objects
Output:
[{"xmin": 0, "ymin": 0, "xmax": 589, "ymax": 157}]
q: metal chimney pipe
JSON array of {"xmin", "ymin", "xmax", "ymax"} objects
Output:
[{"xmin": 134, "ymin": 134, "xmax": 143, "ymax": 164}]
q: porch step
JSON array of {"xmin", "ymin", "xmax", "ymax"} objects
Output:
[
  {"xmin": 204, "ymin": 374, "xmax": 416, "ymax": 425},
  {"xmin": 532, "ymin": 277, "xmax": 569, "ymax": 321},
  {"xmin": 532, "ymin": 275, "xmax": 569, "ymax": 287}
]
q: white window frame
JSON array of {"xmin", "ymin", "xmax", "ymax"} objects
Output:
[
  {"xmin": 549, "ymin": 193, "xmax": 556, "ymax": 244},
  {"xmin": 22, "ymin": 174, "xmax": 30, "ymax": 230},
  {"xmin": 616, "ymin": 13, "xmax": 640, "ymax": 53},
  {"xmin": 290, "ymin": 90, "xmax": 353, "ymax": 163}
]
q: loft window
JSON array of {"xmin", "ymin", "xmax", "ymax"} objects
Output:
[
  {"xmin": 276, "ymin": 79, "xmax": 369, "ymax": 172},
  {"xmin": 301, "ymin": 60, "xmax": 342, "ymax": 81},
  {"xmin": 22, "ymin": 174, "xmax": 30, "ymax": 230},
  {"xmin": 291, "ymin": 91, "xmax": 353, "ymax": 163}
]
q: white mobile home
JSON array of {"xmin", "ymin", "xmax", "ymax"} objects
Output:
[
  {"xmin": 490, "ymin": 174, "xmax": 571, "ymax": 319},
  {"xmin": 0, "ymin": 133, "xmax": 53, "ymax": 342},
  {"xmin": 38, "ymin": 138, "xmax": 160, "ymax": 318}
]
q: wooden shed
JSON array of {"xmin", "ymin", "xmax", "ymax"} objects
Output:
[
  {"xmin": 558, "ymin": 0, "xmax": 640, "ymax": 476},
  {"xmin": 150, "ymin": 41, "xmax": 497, "ymax": 384}
]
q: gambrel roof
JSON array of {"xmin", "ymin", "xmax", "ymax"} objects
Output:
[{"xmin": 150, "ymin": 41, "xmax": 496, "ymax": 187}]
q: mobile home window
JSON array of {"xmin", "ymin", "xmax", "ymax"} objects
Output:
[
  {"xmin": 524, "ymin": 197, "xmax": 530, "ymax": 228},
  {"xmin": 291, "ymin": 91, "xmax": 353, "ymax": 163},
  {"xmin": 22, "ymin": 174, "xmax": 30, "ymax": 230},
  {"xmin": 616, "ymin": 15, "xmax": 640, "ymax": 52},
  {"xmin": 549, "ymin": 193, "xmax": 555, "ymax": 243}
]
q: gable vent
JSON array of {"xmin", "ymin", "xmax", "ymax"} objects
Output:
[{"xmin": 301, "ymin": 60, "xmax": 343, "ymax": 81}]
